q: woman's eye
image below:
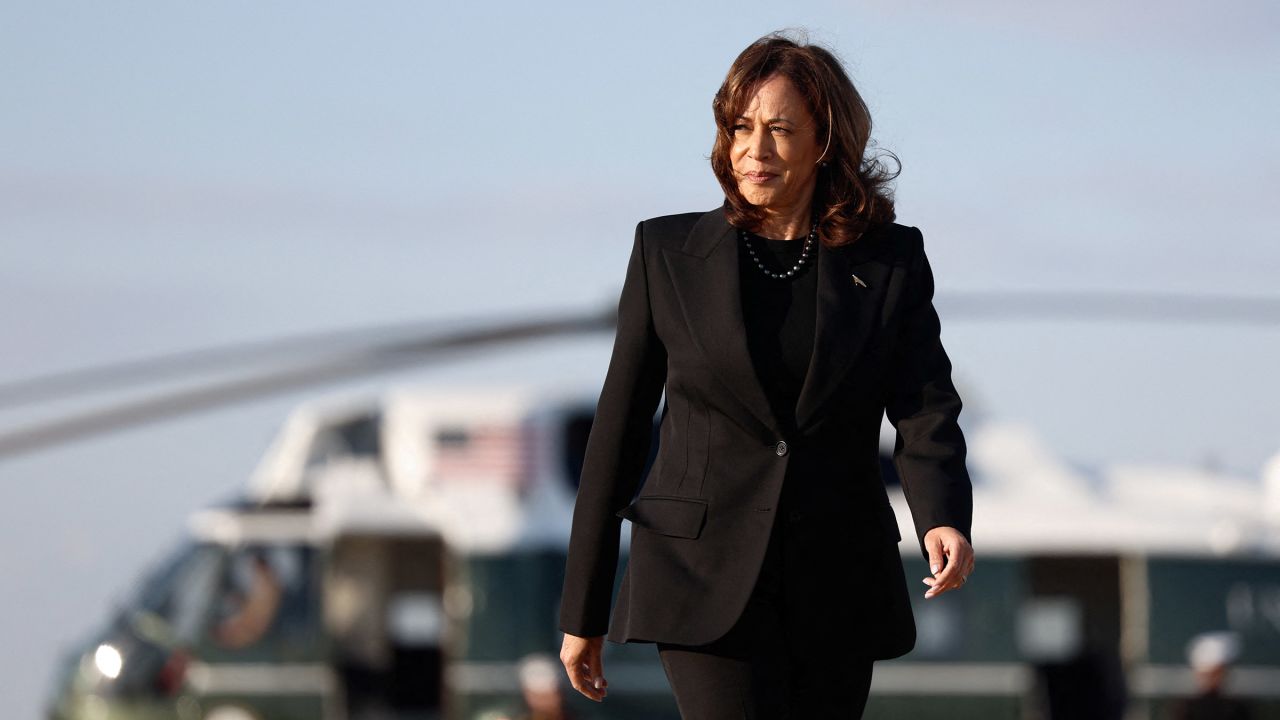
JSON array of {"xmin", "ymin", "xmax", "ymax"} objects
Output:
[
  {"xmin": 770, "ymin": 126, "xmax": 789, "ymax": 135},
  {"xmin": 730, "ymin": 124, "xmax": 748, "ymax": 133}
]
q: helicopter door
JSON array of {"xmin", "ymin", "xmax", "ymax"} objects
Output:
[
  {"xmin": 325, "ymin": 534, "xmax": 446, "ymax": 718},
  {"xmin": 1022, "ymin": 555, "xmax": 1127, "ymax": 720}
]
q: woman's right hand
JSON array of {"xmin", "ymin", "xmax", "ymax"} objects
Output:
[{"xmin": 559, "ymin": 632, "xmax": 608, "ymax": 702}]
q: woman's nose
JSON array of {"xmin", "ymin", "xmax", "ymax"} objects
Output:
[{"xmin": 746, "ymin": 126, "xmax": 772, "ymax": 160}]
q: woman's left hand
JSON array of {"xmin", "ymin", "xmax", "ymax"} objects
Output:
[{"xmin": 921, "ymin": 526, "xmax": 974, "ymax": 599}]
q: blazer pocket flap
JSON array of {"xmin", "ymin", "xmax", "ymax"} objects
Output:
[{"xmin": 616, "ymin": 496, "xmax": 708, "ymax": 539}]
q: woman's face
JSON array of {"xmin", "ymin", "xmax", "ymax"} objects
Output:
[{"xmin": 729, "ymin": 73, "xmax": 824, "ymax": 214}]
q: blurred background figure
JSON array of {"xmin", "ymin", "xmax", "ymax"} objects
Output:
[
  {"xmin": 480, "ymin": 653, "xmax": 579, "ymax": 720},
  {"xmin": 514, "ymin": 654, "xmax": 579, "ymax": 720},
  {"xmin": 1170, "ymin": 631, "xmax": 1252, "ymax": 720},
  {"xmin": 211, "ymin": 550, "xmax": 283, "ymax": 650}
]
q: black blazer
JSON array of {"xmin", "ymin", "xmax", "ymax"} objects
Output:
[{"xmin": 558, "ymin": 205, "xmax": 973, "ymax": 660}]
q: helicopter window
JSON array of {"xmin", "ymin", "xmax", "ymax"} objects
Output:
[
  {"xmin": 436, "ymin": 427, "xmax": 468, "ymax": 447},
  {"xmin": 204, "ymin": 544, "xmax": 318, "ymax": 656},
  {"xmin": 305, "ymin": 414, "xmax": 382, "ymax": 469},
  {"xmin": 130, "ymin": 542, "xmax": 199, "ymax": 614},
  {"xmin": 126, "ymin": 541, "xmax": 223, "ymax": 643},
  {"xmin": 169, "ymin": 547, "xmax": 224, "ymax": 640}
]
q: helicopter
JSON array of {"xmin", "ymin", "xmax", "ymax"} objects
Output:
[{"xmin": 6, "ymin": 291, "xmax": 1278, "ymax": 720}]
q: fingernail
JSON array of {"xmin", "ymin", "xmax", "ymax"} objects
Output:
[
  {"xmin": 593, "ymin": 678, "xmax": 602, "ymax": 690},
  {"xmin": 931, "ymin": 564, "xmax": 940, "ymax": 575}
]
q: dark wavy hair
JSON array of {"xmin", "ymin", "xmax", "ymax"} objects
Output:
[{"xmin": 710, "ymin": 30, "xmax": 900, "ymax": 247}]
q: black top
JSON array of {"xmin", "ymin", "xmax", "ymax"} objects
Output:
[{"xmin": 737, "ymin": 228, "xmax": 818, "ymax": 436}]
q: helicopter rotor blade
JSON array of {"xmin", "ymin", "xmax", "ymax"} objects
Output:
[
  {"xmin": 0, "ymin": 317, "xmax": 460, "ymax": 410},
  {"xmin": 0, "ymin": 307, "xmax": 616, "ymax": 461},
  {"xmin": 945, "ymin": 291, "xmax": 1280, "ymax": 325},
  {"xmin": 0, "ymin": 290, "xmax": 1275, "ymax": 461},
  {"xmin": 6, "ymin": 290, "xmax": 1276, "ymax": 411}
]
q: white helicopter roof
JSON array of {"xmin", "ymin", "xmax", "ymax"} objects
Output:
[
  {"xmin": 934, "ymin": 420, "xmax": 1280, "ymax": 558},
  {"xmin": 246, "ymin": 382, "xmax": 1280, "ymax": 558}
]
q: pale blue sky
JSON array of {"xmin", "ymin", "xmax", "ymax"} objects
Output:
[{"xmin": 1, "ymin": 1, "xmax": 1278, "ymax": 715}]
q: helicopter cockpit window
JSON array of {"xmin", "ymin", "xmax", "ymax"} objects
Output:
[
  {"xmin": 128, "ymin": 542, "xmax": 197, "ymax": 617},
  {"xmin": 204, "ymin": 544, "xmax": 317, "ymax": 657},
  {"xmin": 126, "ymin": 541, "xmax": 222, "ymax": 643},
  {"xmin": 305, "ymin": 414, "xmax": 381, "ymax": 470}
]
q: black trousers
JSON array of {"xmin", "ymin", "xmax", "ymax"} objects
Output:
[{"xmin": 655, "ymin": 487, "xmax": 875, "ymax": 719}]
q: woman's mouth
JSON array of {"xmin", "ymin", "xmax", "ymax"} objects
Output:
[{"xmin": 743, "ymin": 172, "xmax": 778, "ymax": 184}]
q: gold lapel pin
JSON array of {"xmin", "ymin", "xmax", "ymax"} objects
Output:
[{"xmin": 850, "ymin": 273, "xmax": 868, "ymax": 288}]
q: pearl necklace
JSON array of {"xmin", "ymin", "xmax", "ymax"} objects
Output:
[{"xmin": 739, "ymin": 225, "xmax": 818, "ymax": 280}]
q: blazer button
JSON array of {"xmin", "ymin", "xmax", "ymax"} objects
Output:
[{"xmin": 775, "ymin": 440, "xmax": 788, "ymax": 456}]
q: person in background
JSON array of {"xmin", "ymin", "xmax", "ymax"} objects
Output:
[
  {"xmin": 483, "ymin": 654, "xmax": 579, "ymax": 720},
  {"xmin": 1171, "ymin": 631, "xmax": 1251, "ymax": 720},
  {"xmin": 212, "ymin": 551, "xmax": 282, "ymax": 650}
]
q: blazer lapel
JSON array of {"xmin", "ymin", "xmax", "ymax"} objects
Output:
[
  {"xmin": 662, "ymin": 208, "xmax": 780, "ymax": 434},
  {"xmin": 793, "ymin": 227, "xmax": 887, "ymax": 432},
  {"xmin": 662, "ymin": 206, "xmax": 887, "ymax": 436}
]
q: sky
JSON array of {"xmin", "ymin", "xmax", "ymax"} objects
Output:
[{"xmin": 1, "ymin": 1, "xmax": 1278, "ymax": 716}]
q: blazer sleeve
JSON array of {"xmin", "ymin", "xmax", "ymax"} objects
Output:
[
  {"xmin": 884, "ymin": 226, "xmax": 974, "ymax": 563},
  {"xmin": 558, "ymin": 221, "xmax": 668, "ymax": 637}
]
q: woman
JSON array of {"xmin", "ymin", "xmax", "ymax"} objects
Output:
[{"xmin": 558, "ymin": 31, "xmax": 975, "ymax": 718}]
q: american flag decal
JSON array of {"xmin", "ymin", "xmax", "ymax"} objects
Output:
[{"xmin": 433, "ymin": 423, "xmax": 534, "ymax": 486}]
